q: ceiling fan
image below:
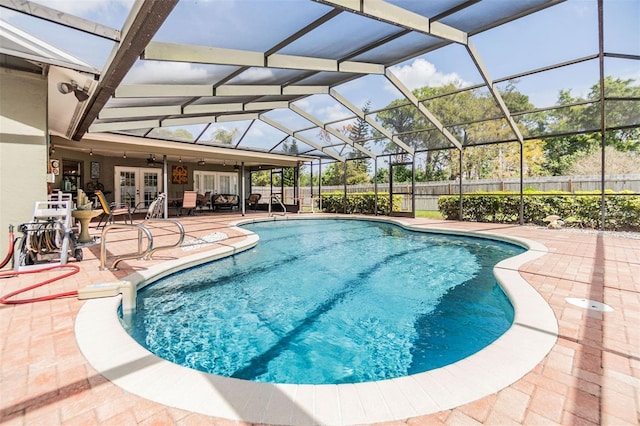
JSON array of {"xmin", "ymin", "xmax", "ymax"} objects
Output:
[{"xmin": 146, "ymin": 154, "xmax": 163, "ymax": 165}]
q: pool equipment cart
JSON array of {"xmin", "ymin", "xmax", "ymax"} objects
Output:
[{"xmin": 13, "ymin": 200, "xmax": 82, "ymax": 271}]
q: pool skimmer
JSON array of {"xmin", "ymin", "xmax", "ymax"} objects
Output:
[{"xmin": 565, "ymin": 297, "xmax": 613, "ymax": 312}]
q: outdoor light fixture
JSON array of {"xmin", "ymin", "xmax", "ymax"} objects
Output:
[
  {"xmin": 197, "ymin": 158, "xmax": 205, "ymax": 166},
  {"xmin": 89, "ymin": 148, "xmax": 93, "ymax": 156},
  {"xmin": 178, "ymin": 156, "xmax": 182, "ymax": 163},
  {"xmin": 57, "ymin": 80, "xmax": 90, "ymax": 102},
  {"xmin": 123, "ymin": 152, "xmax": 127, "ymax": 159}
]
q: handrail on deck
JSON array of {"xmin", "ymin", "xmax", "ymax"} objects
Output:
[
  {"xmin": 141, "ymin": 218, "xmax": 185, "ymax": 260},
  {"xmin": 268, "ymin": 194, "xmax": 287, "ymax": 217},
  {"xmin": 100, "ymin": 223, "xmax": 153, "ymax": 271}
]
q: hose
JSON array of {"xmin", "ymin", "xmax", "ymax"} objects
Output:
[
  {"xmin": 0, "ymin": 264, "xmax": 80, "ymax": 304},
  {"xmin": 0, "ymin": 225, "xmax": 15, "ymax": 269}
]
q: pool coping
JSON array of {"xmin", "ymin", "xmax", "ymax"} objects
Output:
[{"xmin": 75, "ymin": 216, "xmax": 558, "ymax": 425}]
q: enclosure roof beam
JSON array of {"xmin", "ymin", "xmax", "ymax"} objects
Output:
[
  {"xmin": 142, "ymin": 41, "xmax": 384, "ymax": 74},
  {"xmin": 289, "ymin": 104, "xmax": 376, "ymax": 159},
  {"xmin": 259, "ymin": 115, "xmax": 345, "ymax": 162},
  {"xmin": 312, "ymin": 0, "xmax": 467, "ymax": 45},
  {"xmin": 330, "ymin": 88, "xmax": 415, "ymax": 155},
  {"xmin": 72, "ymin": 0, "xmax": 179, "ymax": 140},
  {"xmin": 385, "ymin": 68, "xmax": 463, "ymax": 151},
  {"xmin": 0, "ymin": 0, "xmax": 121, "ymax": 41},
  {"xmin": 115, "ymin": 84, "xmax": 329, "ymax": 98},
  {"xmin": 466, "ymin": 40, "xmax": 524, "ymax": 144}
]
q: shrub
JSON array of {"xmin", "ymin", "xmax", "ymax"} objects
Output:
[
  {"xmin": 438, "ymin": 190, "xmax": 639, "ymax": 231},
  {"xmin": 321, "ymin": 192, "xmax": 401, "ymax": 215}
]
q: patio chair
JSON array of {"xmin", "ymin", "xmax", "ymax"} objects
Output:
[
  {"xmin": 178, "ymin": 190, "xmax": 198, "ymax": 216},
  {"xmin": 246, "ymin": 193, "xmax": 261, "ymax": 211},
  {"xmin": 197, "ymin": 191, "xmax": 211, "ymax": 210},
  {"xmin": 94, "ymin": 189, "xmax": 132, "ymax": 229},
  {"xmin": 144, "ymin": 193, "xmax": 166, "ymax": 220}
]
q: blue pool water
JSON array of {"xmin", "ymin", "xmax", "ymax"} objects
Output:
[{"xmin": 123, "ymin": 219, "xmax": 524, "ymax": 385}]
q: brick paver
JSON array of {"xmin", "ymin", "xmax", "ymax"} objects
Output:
[{"xmin": 1, "ymin": 213, "xmax": 638, "ymax": 425}]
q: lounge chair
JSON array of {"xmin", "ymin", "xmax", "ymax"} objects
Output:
[
  {"xmin": 178, "ymin": 191, "xmax": 198, "ymax": 216},
  {"xmin": 246, "ymin": 193, "xmax": 261, "ymax": 211},
  {"xmin": 144, "ymin": 193, "xmax": 165, "ymax": 220},
  {"xmin": 197, "ymin": 191, "xmax": 211, "ymax": 210},
  {"xmin": 94, "ymin": 189, "xmax": 133, "ymax": 229}
]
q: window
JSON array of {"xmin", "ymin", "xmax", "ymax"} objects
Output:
[{"xmin": 194, "ymin": 171, "xmax": 238, "ymax": 195}]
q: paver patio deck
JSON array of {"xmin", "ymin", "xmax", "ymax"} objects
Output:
[{"xmin": 1, "ymin": 212, "xmax": 638, "ymax": 425}]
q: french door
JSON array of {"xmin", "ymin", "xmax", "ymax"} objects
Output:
[{"xmin": 114, "ymin": 167, "xmax": 162, "ymax": 211}]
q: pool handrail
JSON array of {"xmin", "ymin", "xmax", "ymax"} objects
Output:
[
  {"xmin": 141, "ymin": 218, "xmax": 185, "ymax": 260},
  {"xmin": 100, "ymin": 223, "xmax": 153, "ymax": 270}
]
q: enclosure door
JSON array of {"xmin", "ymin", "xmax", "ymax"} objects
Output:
[
  {"xmin": 389, "ymin": 161, "xmax": 415, "ymax": 218},
  {"xmin": 114, "ymin": 167, "xmax": 162, "ymax": 211}
]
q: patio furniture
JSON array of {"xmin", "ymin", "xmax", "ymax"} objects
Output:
[
  {"xmin": 212, "ymin": 194, "xmax": 239, "ymax": 211},
  {"xmin": 178, "ymin": 191, "xmax": 198, "ymax": 216},
  {"xmin": 94, "ymin": 190, "xmax": 132, "ymax": 229},
  {"xmin": 144, "ymin": 193, "xmax": 166, "ymax": 220},
  {"xmin": 197, "ymin": 191, "xmax": 211, "ymax": 210},
  {"xmin": 246, "ymin": 193, "xmax": 261, "ymax": 211}
]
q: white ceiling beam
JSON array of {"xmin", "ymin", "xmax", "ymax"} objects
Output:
[
  {"xmin": 161, "ymin": 115, "xmax": 217, "ymax": 127},
  {"xmin": 143, "ymin": 42, "xmax": 264, "ymax": 67},
  {"xmin": 114, "ymin": 84, "xmax": 331, "ymax": 99},
  {"xmin": 215, "ymin": 85, "xmax": 281, "ymax": 96},
  {"xmin": 0, "ymin": 0, "xmax": 121, "ymax": 41},
  {"xmin": 330, "ymin": 89, "xmax": 415, "ymax": 155},
  {"xmin": 466, "ymin": 40, "xmax": 524, "ymax": 143},
  {"xmin": 143, "ymin": 41, "xmax": 384, "ymax": 74},
  {"xmin": 282, "ymin": 86, "xmax": 329, "ymax": 95},
  {"xmin": 314, "ymin": 0, "xmax": 467, "ymax": 44},
  {"xmin": 99, "ymin": 105, "xmax": 182, "ymax": 119},
  {"xmin": 259, "ymin": 115, "xmax": 345, "ymax": 162},
  {"xmin": 115, "ymin": 84, "xmax": 213, "ymax": 98},
  {"xmin": 244, "ymin": 101, "xmax": 290, "ymax": 111},
  {"xmin": 385, "ymin": 68, "xmax": 463, "ymax": 151},
  {"xmin": 88, "ymin": 119, "xmax": 159, "ymax": 133},
  {"xmin": 216, "ymin": 113, "xmax": 260, "ymax": 123},
  {"xmin": 289, "ymin": 104, "xmax": 376, "ymax": 158},
  {"xmin": 184, "ymin": 103, "xmax": 244, "ymax": 114}
]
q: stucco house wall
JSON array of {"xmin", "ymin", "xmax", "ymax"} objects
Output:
[{"xmin": 0, "ymin": 68, "xmax": 48, "ymax": 262}]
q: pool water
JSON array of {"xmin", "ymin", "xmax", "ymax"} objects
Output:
[{"xmin": 123, "ymin": 219, "xmax": 523, "ymax": 385}]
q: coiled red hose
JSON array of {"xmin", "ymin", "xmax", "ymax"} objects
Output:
[
  {"xmin": 0, "ymin": 264, "xmax": 80, "ymax": 304},
  {"xmin": 0, "ymin": 225, "xmax": 14, "ymax": 269}
]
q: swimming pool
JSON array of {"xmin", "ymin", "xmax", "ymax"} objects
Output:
[{"xmin": 123, "ymin": 219, "xmax": 523, "ymax": 385}]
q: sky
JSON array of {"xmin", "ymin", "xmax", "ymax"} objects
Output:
[{"xmin": 2, "ymin": 0, "xmax": 639, "ymax": 131}]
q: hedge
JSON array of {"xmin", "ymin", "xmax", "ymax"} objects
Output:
[
  {"xmin": 321, "ymin": 192, "xmax": 402, "ymax": 215},
  {"xmin": 438, "ymin": 190, "xmax": 640, "ymax": 231}
]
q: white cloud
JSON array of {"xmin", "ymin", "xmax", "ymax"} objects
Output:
[
  {"xmin": 317, "ymin": 104, "xmax": 351, "ymax": 123},
  {"xmin": 124, "ymin": 61, "xmax": 209, "ymax": 84},
  {"xmin": 38, "ymin": 0, "xmax": 134, "ymax": 16},
  {"xmin": 231, "ymin": 68, "xmax": 276, "ymax": 84},
  {"xmin": 387, "ymin": 58, "xmax": 466, "ymax": 91}
]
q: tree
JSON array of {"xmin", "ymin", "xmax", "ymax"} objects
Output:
[
  {"xmin": 569, "ymin": 146, "xmax": 638, "ymax": 175},
  {"xmin": 210, "ymin": 127, "xmax": 238, "ymax": 145},
  {"xmin": 543, "ymin": 76, "xmax": 640, "ymax": 175},
  {"xmin": 377, "ymin": 82, "xmax": 538, "ymax": 180}
]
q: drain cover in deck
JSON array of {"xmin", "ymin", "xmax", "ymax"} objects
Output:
[{"xmin": 565, "ymin": 298, "xmax": 613, "ymax": 312}]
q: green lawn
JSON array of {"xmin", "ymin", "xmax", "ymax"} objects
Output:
[{"xmin": 415, "ymin": 210, "xmax": 444, "ymax": 219}]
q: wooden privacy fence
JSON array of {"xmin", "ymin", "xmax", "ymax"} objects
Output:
[{"xmin": 252, "ymin": 174, "xmax": 640, "ymax": 211}]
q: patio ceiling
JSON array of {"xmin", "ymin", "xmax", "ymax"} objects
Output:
[{"xmin": 2, "ymin": 0, "xmax": 637, "ymax": 165}]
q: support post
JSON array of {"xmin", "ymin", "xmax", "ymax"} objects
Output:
[
  {"xmin": 519, "ymin": 143, "xmax": 524, "ymax": 225},
  {"xmin": 343, "ymin": 160, "xmax": 348, "ymax": 214},
  {"xmin": 241, "ymin": 162, "xmax": 246, "ymax": 216},
  {"xmin": 374, "ymin": 157, "xmax": 378, "ymax": 215},
  {"xmin": 459, "ymin": 149, "xmax": 463, "ymax": 221},
  {"xmin": 598, "ymin": 0, "xmax": 606, "ymax": 230},
  {"xmin": 163, "ymin": 155, "xmax": 168, "ymax": 219}
]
